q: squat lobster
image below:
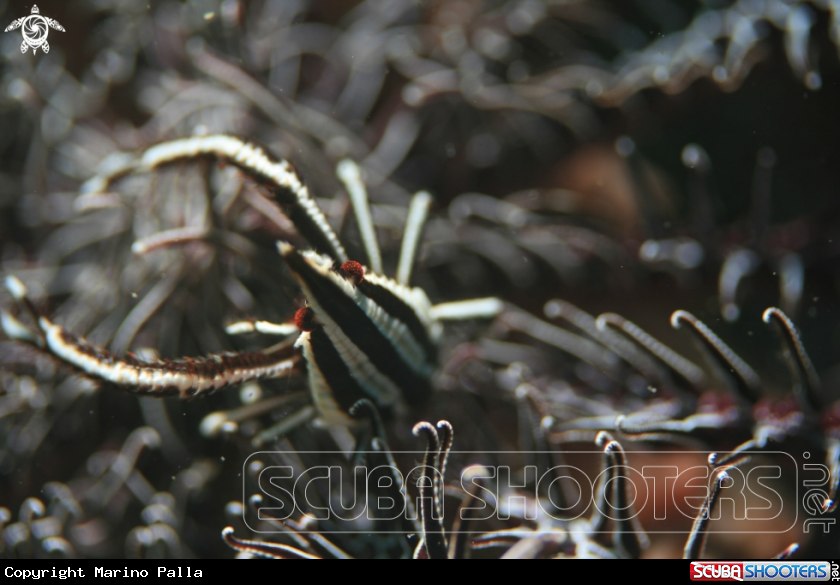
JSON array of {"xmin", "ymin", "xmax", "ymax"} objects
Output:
[{"xmin": 2, "ymin": 135, "xmax": 503, "ymax": 430}]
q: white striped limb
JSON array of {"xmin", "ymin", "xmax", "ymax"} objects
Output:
[
  {"xmin": 397, "ymin": 191, "xmax": 432, "ymax": 286},
  {"xmin": 3, "ymin": 276, "xmax": 302, "ymax": 398},
  {"xmin": 337, "ymin": 159, "xmax": 382, "ymax": 274},
  {"xmin": 430, "ymin": 297, "xmax": 504, "ymax": 321},
  {"xmin": 79, "ymin": 135, "xmax": 348, "ymax": 263},
  {"xmin": 225, "ymin": 320, "xmax": 299, "ymax": 337}
]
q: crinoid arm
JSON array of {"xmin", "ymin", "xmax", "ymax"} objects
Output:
[
  {"xmin": 412, "ymin": 420, "xmax": 453, "ymax": 559},
  {"xmin": 221, "ymin": 527, "xmax": 320, "ymax": 559},
  {"xmin": 671, "ymin": 310, "xmax": 761, "ymax": 404},
  {"xmin": 762, "ymin": 307, "xmax": 822, "ymax": 414},
  {"xmin": 2, "ymin": 276, "xmax": 301, "ymax": 398},
  {"xmin": 595, "ymin": 431, "xmax": 649, "ymax": 559},
  {"xmin": 595, "ymin": 311, "xmax": 706, "ymax": 391},
  {"xmin": 225, "ymin": 319, "xmax": 298, "ymax": 337},
  {"xmin": 80, "ymin": 135, "xmax": 348, "ymax": 265},
  {"xmin": 683, "ymin": 469, "xmax": 730, "ymax": 559}
]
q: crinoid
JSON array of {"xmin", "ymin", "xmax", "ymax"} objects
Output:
[
  {"xmin": 221, "ymin": 412, "xmax": 799, "ymax": 560},
  {"xmin": 221, "ymin": 416, "xmax": 638, "ymax": 559},
  {"xmin": 2, "ymin": 134, "xmax": 510, "ymax": 439},
  {"xmin": 0, "ymin": 426, "xmax": 218, "ymax": 559},
  {"xmin": 533, "ymin": 303, "xmax": 838, "ymax": 558},
  {"xmin": 5, "ymin": 0, "xmax": 840, "ymax": 562}
]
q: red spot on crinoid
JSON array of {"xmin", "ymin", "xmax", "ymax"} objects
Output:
[
  {"xmin": 753, "ymin": 396, "xmax": 798, "ymax": 423},
  {"xmin": 697, "ymin": 391, "xmax": 738, "ymax": 415},
  {"xmin": 821, "ymin": 401, "xmax": 840, "ymax": 436},
  {"xmin": 294, "ymin": 307, "xmax": 316, "ymax": 332},
  {"xmin": 340, "ymin": 260, "xmax": 365, "ymax": 285}
]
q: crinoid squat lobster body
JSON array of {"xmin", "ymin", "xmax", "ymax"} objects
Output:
[{"xmin": 2, "ymin": 135, "xmax": 503, "ymax": 428}]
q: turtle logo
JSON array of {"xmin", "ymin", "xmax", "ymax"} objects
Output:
[{"xmin": 4, "ymin": 5, "xmax": 65, "ymax": 55}]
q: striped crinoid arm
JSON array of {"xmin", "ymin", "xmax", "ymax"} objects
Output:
[
  {"xmin": 594, "ymin": 432, "xmax": 649, "ymax": 559},
  {"xmin": 2, "ymin": 276, "xmax": 301, "ymax": 398},
  {"xmin": 683, "ymin": 468, "xmax": 729, "ymax": 560},
  {"xmin": 762, "ymin": 307, "xmax": 822, "ymax": 415},
  {"xmin": 411, "ymin": 420, "xmax": 454, "ymax": 560},
  {"xmin": 80, "ymin": 134, "xmax": 348, "ymax": 264},
  {"xmin": 671, "ymin": 310, "xmax": 761, "ymax": 404}
]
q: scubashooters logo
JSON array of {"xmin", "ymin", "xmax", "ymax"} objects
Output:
[
  {"xmin": 4, "ymin": 5, "xmax": 65, "ymax": 54},
  {"xmin": 690, "ymin": 561, "xmax": 833, "ymax": 582}
]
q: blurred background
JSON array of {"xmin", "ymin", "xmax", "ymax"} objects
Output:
[{"xmin": 2, "ymin": 0, "xmax": 840, "ymax": 559}]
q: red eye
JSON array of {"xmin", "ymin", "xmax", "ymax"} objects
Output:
[
  {"xmin": 340, "ymin": 260, "xmax": 364, "ymax": 285},
  {"xmin": 294, "ymin": 307, "xmax": 316, "ymax": 332}
]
